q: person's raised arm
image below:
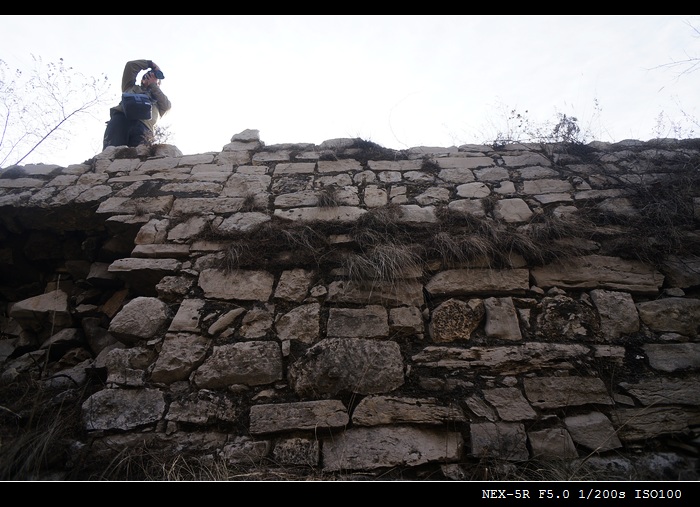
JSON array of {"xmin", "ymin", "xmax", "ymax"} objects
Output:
[{"xmin": 121, "ymin": 59, "xmax": 151, "ymax": 92}]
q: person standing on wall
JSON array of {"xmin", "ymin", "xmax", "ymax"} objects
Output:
[{"xmin": 102, "ymin": 59, "xmax": 171, "ymax": 150}]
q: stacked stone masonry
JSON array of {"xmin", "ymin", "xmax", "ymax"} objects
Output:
[{"xmin": 1, "ymin": 130, "xmax": 700, "ymax": 480}]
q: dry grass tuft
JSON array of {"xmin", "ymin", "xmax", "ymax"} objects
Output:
[
  {"xmin": 0, "ymin": 379, "xmax": 88, "ymax": 480},
  {"xmin": 343, "ymin": 243, "xmax": 423, "ymax": 283},
  {"xmin": 240, "ymin": 193, "xmax": 259, "ymax": 212},
  {"xmin": 428, "ymin": 231, "xmax": 496, "ymax": 268},
  {"xmin": 316, "ymin": 185, "xmax": 340, "ymax": 208}
]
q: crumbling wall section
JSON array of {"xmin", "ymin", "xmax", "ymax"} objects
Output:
[{"xmin": 1, "ymin": 132, "xmax": 699, "ymax": 480}]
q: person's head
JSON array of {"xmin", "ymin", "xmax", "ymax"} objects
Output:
[{"xmin": 140, "ymin": 70, "xmax": 161, "ymax": 88}]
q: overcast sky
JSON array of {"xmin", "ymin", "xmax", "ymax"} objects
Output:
[{"xmin": 1, "ymin": 15, "xmax": 699, "ymax": 167}]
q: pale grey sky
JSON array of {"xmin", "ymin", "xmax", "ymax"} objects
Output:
[{"xmin": 1, "ymin": 15, "xmax": 699, "ymax": 166}]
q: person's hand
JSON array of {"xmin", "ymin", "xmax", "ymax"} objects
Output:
[
  {"xmin": 142, "ymin": 71, "xmax": 159, "ymax": 87},
  {"xmin": 148, "ymin": 61, "xmax": 164, "ymax": 79}
]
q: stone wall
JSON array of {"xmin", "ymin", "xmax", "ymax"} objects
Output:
[{"xmin": 1, "ymin": 130, "xmax": 699, "ymax": 480}]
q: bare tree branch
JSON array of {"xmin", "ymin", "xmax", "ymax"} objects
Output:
[{"xmin": 0, "ymin": 55, "xmax": 111, "ymax": 167}]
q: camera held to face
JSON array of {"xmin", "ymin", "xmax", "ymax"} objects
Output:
[{"xmin": 153, "ymin": 69, "xmax": 164, "ymax": 79}]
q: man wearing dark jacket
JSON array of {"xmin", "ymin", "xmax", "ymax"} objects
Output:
[{"xmin": 102, "ymin": 59, "xmax": 172, "ymax": 149}]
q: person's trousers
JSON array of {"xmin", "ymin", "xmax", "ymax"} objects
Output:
[{"xmin": 103, "ymin": 111, "xmax": 152, "ymax": 150}]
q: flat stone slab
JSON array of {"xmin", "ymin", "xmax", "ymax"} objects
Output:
[
  {"xmin": 249, "ymin": 400, "xmax": 349, "ymax": 434},
  {"xmin": 322, "ymin": 426, "xmax": 462, "ymax": 471},
  {"xmin": 425, "ymin": 268, "xmax": 530, "ymax": 296},
  {"xmin": 531, "ymin": 255, "xmax": 664, "ymax": 294}
]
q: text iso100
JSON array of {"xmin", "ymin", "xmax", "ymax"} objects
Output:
[{"xmin": 634, "ymin": 490, "xmax": 682, "ymax": 499}]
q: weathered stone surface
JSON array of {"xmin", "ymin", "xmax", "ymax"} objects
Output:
[
  {"xmin": 326, "ymin": 305, "xmax": 389, "ymax": 338},
  {"xmin": 483, "ymin": 297, "xmax": 522, "ymax": 341},
  {"xmin": 465, "ymin": 395, "xmax": 497, "ymax": 421},
  {"xmin": 166, "ymin": 389, "xmax": 240, "ymax": 424},
  {"xmin": 528, "ymin": 428, "xmax": 578, "ymax": 459},
  {"xmin": 564, "ymin": 411, "xmax": 622, "ymax": 452},
  {"xmin": 412, "ymin": 342, "xmax": 590, "ymax": 374},
  {"xmin": 493, "ymin": 198, "xmax": 533, "ymax": 223},
  {"xmin": 288, "ymin": 338, "xmax": 404, "ymax": 396},
  {"xmin": 108, "ymin": 297, "xmax": 171, "ymax": 345},
  {"xmin": 274, "ymin": 268, "xmax": 314, "ymax": 302},
  {"xmin": 523, "ymin": 377, "xmax": 613, "ymax": 409},
  {"xmin": 522, "ymin": 178, "xmax": 573, "ymax": 194},
  {"xmin": 436, "ymin": 156, "xmax": 494, "ymax": 170},
  {"xmin": 135, "ymin": 218, "xmax": 170, "ymax": 244},
  {"xmin": 274, "ymin": 206, "xmax": 366, "ymax": 222},
  {"xmin": 389, "ymin": 306, "xmax": 424, "ymax": 335},
  {"xmin": 618, "ymin": 376, "xmax": 700, "ymax": 406},
  {"xmin": 428, "ymin": 298, "xmax": 484, "ymax": 342},
  {"xmin": 352, "ymin": 395, "xmax": 467, "ymax": 426},
  {"xmin": 611, "ymin": 407, "xmax": 692, "ymax": 442},
  {"xmin": 168, "ymin": 299, "xmax": 205, "ymax": 333},
  {"xmin": 170, "ymin": 197, "xmax": 244, "ymax": 215},
  {"xmin": 322, "ymin": 426, "xmax": 463, "ymax": 471},
  {"xmin": 590, "ymin": 289, "xmax": 640, "ymax": 339},
  {"xmin": 82, "ymin": 388, "xmax": 166, "ymax": 431},
  {"xmin": 219, "ymin": 436, "xmax": 271, "ymax": 464},
  {"xmin": 502, "ymin": 152, "xmax": 551, "ymax": 167},
  {"xmin": 96, "ymin": 196, "xmax": 174, "ymax": 215},
  {"xmin": 456, "ymin": 181, "xmax": 489, "ymax": 198},
  {"xmin": 448, "ymin": 198, "xmax": 485, "ymax": 216},
  {"xmin": 425, "ymin": 269, "xmax": 530, "ymax": 296},
  {"xmin": 192, "ymin": 341, "xmax": 283, "ymax": 388},
  {"xmin": 275, "ymin": 303, "xmax": 320, "ymax": 344},
  {"xmin": 8, "ymin": 289, "xmax": 73, "ymax": 340},
  {"xmin": 98, "ymin": 345, "xmax": 154, "ymax": 386},
  {"xmin": 474, "ymin": 166, "xmax": 509, "ymax": 181},
  {"xmin": 531, "ymin": 255, "xmax": 664, "ymax": 294},
  {"xmin": 167, "ymin": 216, "xmax": 209, "ymax": 242},
  {"xmin": 636, "ymin": 298, "xmax": 700, "ymax": 337},
  {"xmin": 535, "ymin": 294, "xmax": 600, "ymax": 341},
  {"xmin": 131, "ymin": 244, "xmax": 191, "ymax": 258},
  {"xmin": 661, "ymin": 255, "xmax": 700, "ymax": 288},
  {"xmin": 483, "ymin": 388, "xmax": 537, "ymax": 421},
  {"xmin": 207, "ymin": 308, "xmax": 245, "ymax": 336},
  {"xmin": 198, "ymin": 269, "xmax": 275, "ymax": 301},
  {"xmin": 239, "ymin": 307, "xmax": 273, "ymax": 339},
  {"xmin": 642, "ymin": 343, "xmax": 700, "ymax": 372},
  {"xmin": 150, "ymin": 332, "xmax": 211, "ymax": 384},
  {"xmin": 326, "ymin": 280, "xmax": 425, "ymax": 307},
  {"xmin": 395, "ymin": 204, "xmax": 437, "ymax": 223},
  {"xmin": 249, "ymin": 400, "xmax": 349, "ymax": 434}
]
